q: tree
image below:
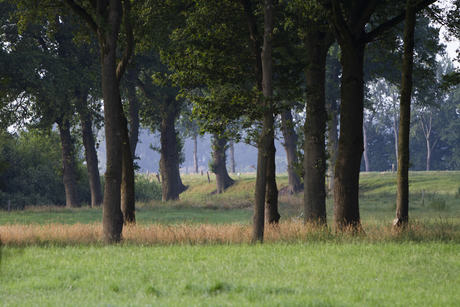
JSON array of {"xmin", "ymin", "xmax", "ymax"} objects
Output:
[
  {"xmin": 394, "ymin": 0, "xmax": 417, "ymax": 228},
  {"xmin": 137, "ymin": 52, "xmax": 187, "ymax": 201},
  {"xmin": 320, "ymin": 0, "xmax": 437, "ymax": 232},
  {"xmin": 280, "ymin": 109, "xmax": 301, "ymax": 194},
  {"xmin": 210, "ymin": 133, "xmax": 234, "ymax": 193},
  {"xmin": 61, "ymin": 0, "xmax": 134, "ymax": 242}
]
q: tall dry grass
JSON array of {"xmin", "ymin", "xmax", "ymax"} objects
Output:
[{"xmin": 1, "ymin": 219, "xmax": 460, "ymax": 246}]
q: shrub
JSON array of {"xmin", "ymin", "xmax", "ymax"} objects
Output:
[{"xmin": 135, "ymin": 176, "xmax": 162, "ymax": 202}]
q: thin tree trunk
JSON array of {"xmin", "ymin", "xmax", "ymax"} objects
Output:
[
  {"xmin": 78, "ymin": 97, "xmax": 103, "ymax": 208},
  {"xmin": 126, "ymin": 67, "xmax": 139, "ymax": 159},
  {"xmin": 212, "ymin": 134, "xmax": 234, "ymax": 193},
  {"xmin": 120, "ymin": 104, "xmax": 135, "ymax": 224},
  {"xmin": 303, "ymin": 28, "xmax": 332, "ymax": 226},
  {"xmin": 395, "ymin": 0, "xmax": 416, "ymax": 228},
  {"xmin": 328, "ymin": 99, "xmax": 339, "ymax": 195},
  {"xmin": 230, "ymin": 141, "xmax": 235, "ymax": 173},
  {"xmin": 363, "ymin": 123, "xmax": 370, "ymax": 172},
  {"xmin": 193, "ymin": 133, "xmax": 199, "ymax": 173},
  {"xmin": 393, "ymin": 101, "xmax": 399, "ymax": 170},
  {"xmin": 253, "ymin": 0, "xmax": 274, "ymax": 242},
  {"xmin": 265, "ymin": 138, "xmax": 280, "ymax": 224},
  {"xmin": 280, "ymin": 109, "xmax": 301, "ymax": 194},
  {"xmin": 57, "ymin": 117, "xmax": 80, "ymax": 208}
]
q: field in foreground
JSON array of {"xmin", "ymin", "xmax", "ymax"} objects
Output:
[{"xmin": 2, "ymin": 243, "xmax": 460, "ymax": 307}]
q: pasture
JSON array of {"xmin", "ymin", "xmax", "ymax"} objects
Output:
[{"xmin": 1, "ymin": 171, "xmax": 460, "ymax": 306}]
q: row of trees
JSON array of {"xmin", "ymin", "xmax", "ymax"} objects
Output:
[{"xmin": 1, "ymin": 0, "xmax": 460, "ymax": 242}]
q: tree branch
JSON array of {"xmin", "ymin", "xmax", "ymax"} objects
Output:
[
  {"xmin": 364, "ymin": 0, "xmax": 437, "ymax": 44},
  {"xmin": 63, "ymin": 0, "xmax": 98, "ymax": 34},
  {"xmin": 352, "ymin": 0, "xmax": 379, "ymax": 37}
]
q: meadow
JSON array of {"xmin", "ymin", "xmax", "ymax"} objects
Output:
[{"xmin": 1, "ymin": 171, "xmax": 460, "ymax": 306}]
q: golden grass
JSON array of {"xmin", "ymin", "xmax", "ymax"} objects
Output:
[{"xmin": 1, "ymin": 218, "xmax": 459, "ymax": 246}]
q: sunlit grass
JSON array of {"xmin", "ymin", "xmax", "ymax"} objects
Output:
[{"xmin": 2, "ymin": 243, "xmax": 460, "ymax": 306}]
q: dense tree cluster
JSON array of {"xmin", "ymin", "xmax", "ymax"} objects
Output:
[{"xmin": 1, "ymin": 0, "xmax": 459, "ymax": 242}]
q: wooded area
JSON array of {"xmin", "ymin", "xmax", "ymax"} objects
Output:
[{"xmin": 1, "ymin": 0, "xmax": 460, "ymax": 242}]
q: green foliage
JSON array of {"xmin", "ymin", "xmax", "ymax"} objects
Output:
[
  {"xmin": 0, "ymin": 129, "xmax": 91, "ymax": 209},
  {"xmin": 134, "ymin": 176, "xmax": 162, "ymax": 202}
]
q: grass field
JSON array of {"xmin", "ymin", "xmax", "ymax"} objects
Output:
[{"xmin": 1, "ymin": 171, "xmax": 460, "ymax": 306}]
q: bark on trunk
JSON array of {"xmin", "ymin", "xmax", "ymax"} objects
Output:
[
  {"xmin": 280, "ymin": 109, "xmax": 301, "ymax": 194},
  {"xmin": 395, "ymin": 2, "xmax": 416, "ymax": 228},
  {"xmin": 57, "ymin": 117, "xmax": 80, "ymax": 208},
  {"xmin": 100, "ymin": 2, "xmax": 126, "ymax": 243},
  {"xmin": 160, "ymin": 95, "xmax": 181, "ymax": 201},
  {"xmin": 253, "ymin": 0, "xmax": 274, "ymax": 242},
  {"xmin": 212, "ymin": 134, "xmax": 234, "ymax": 193},
  {"xmin": 78, "ymin": 98, "xmax": 103, "ymax": 208},
  {"xmin": 126, "ymin": 67, "xmax": 140, "ymax": 159},
  {"xmin": 120, "ymin": 105, "xmax": 135, "ymax": 224},
  {"xmin": 265, "ymin": 138, "xmax": 280, "ymax": 224},
  {"xmin": 303, "ymin": 29, "xmax": 331, "ymax": 226},
  {"xmin": 333, "ymin": 44, "xmax": 365, "ymax": 232}
]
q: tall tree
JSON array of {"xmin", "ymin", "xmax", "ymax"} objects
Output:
[
  {"xmin": 301, "ymin": 19, "xmax": 334, "ymax": 226},
  {"xmin": 56, "ymin": 116, "xmax": 80, "ymax": 208},
  {"xmin": 252, "ymin": 0, "xmax": 275, "ymax": 241},
  {"xmin": 61, "ymin": 0, "xmax": 134, "ymax": 242},
  {"xmin": 394, "ymin": 0, "xmax": 417, "ymax": 228},
  {"xmin": 320, "ymin": 0, "xmax": 437, "ymax": 231}
]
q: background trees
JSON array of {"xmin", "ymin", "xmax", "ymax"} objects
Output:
[{"xmin": 3, "ymin": 0, "xmax": 460, "ymax": 243}]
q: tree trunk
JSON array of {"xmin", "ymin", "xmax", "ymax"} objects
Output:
[
  {"xmin": 230, "ymin": 141, "xmax": 236, "ymax": 174},
  {"xmin": 77, "ymin": 96, "xmax": 103, "ymax": 208},
  {"xmin": 328, "ymin": 98, "xmax": 339, "ymax": 195},
  {"xmin": 120, "ymin": 104, "xmax": 135, "ymax": 224},
  {"xmin": 100, "ymin": 2, "xmax": 126, "ymax": 243},
  {"xmin": 280, "ymin": 109, "xmax": 301, "ymax": 194},
  {"xmin": 160, "ymin": 95, "xmax": 181, "ymax": 201},
  {"xmin": 393, "ymin": 101, "xmax": 399, "ymax": 170},
  {"xmin": 265, "ymin": 138, "xmax": 280, "ymax": 224},
  {"xmin": 64, "ymin": 0, "xmax": 133, "ymax": 243},
  {"xmin": 253, "ymin": 0, "xmax": 274, "ymax": 243},
  {"xmin": 426, "ymin": 138, "xmax": 431, "ymax": 171},
  {"xmin": 56, "ymin": 117, "xmax": 80, "ymax": 208},
  {"xmin": 126, "ymin": 67, "xmax": 140, "ymax": 159},
  {"xmin": 212, "ymin": 134, "xmax": 234, "ymax": 193},
  {"xmin": 193, "ymin": 133, "xmax": 199, "ymax": 173},
  {"xmin": 395, "ymin": 2, "xmax": 416, "ymax": 228},
  {"xmin": 363, "ymin": 123, "xmax": 370, "ymax": 172},
  {"xmin": 332, "ymin": 44, "xmax": 365, "ymax": 232},
  {"xmin": 303, "ymin": 28, "xmax": 332, "ymax": 226}
]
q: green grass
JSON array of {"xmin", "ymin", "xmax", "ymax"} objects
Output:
[
  {"xmin": 2, "ymin": 171, "xmax": 460, "ymax": 226},
  {"xmin": 2, "ymin": 172, "xmax": 460, "ymax": 306},
  {"xmin": 2, "ymin": 242, "xmax": 460, "ymax": 306}
]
